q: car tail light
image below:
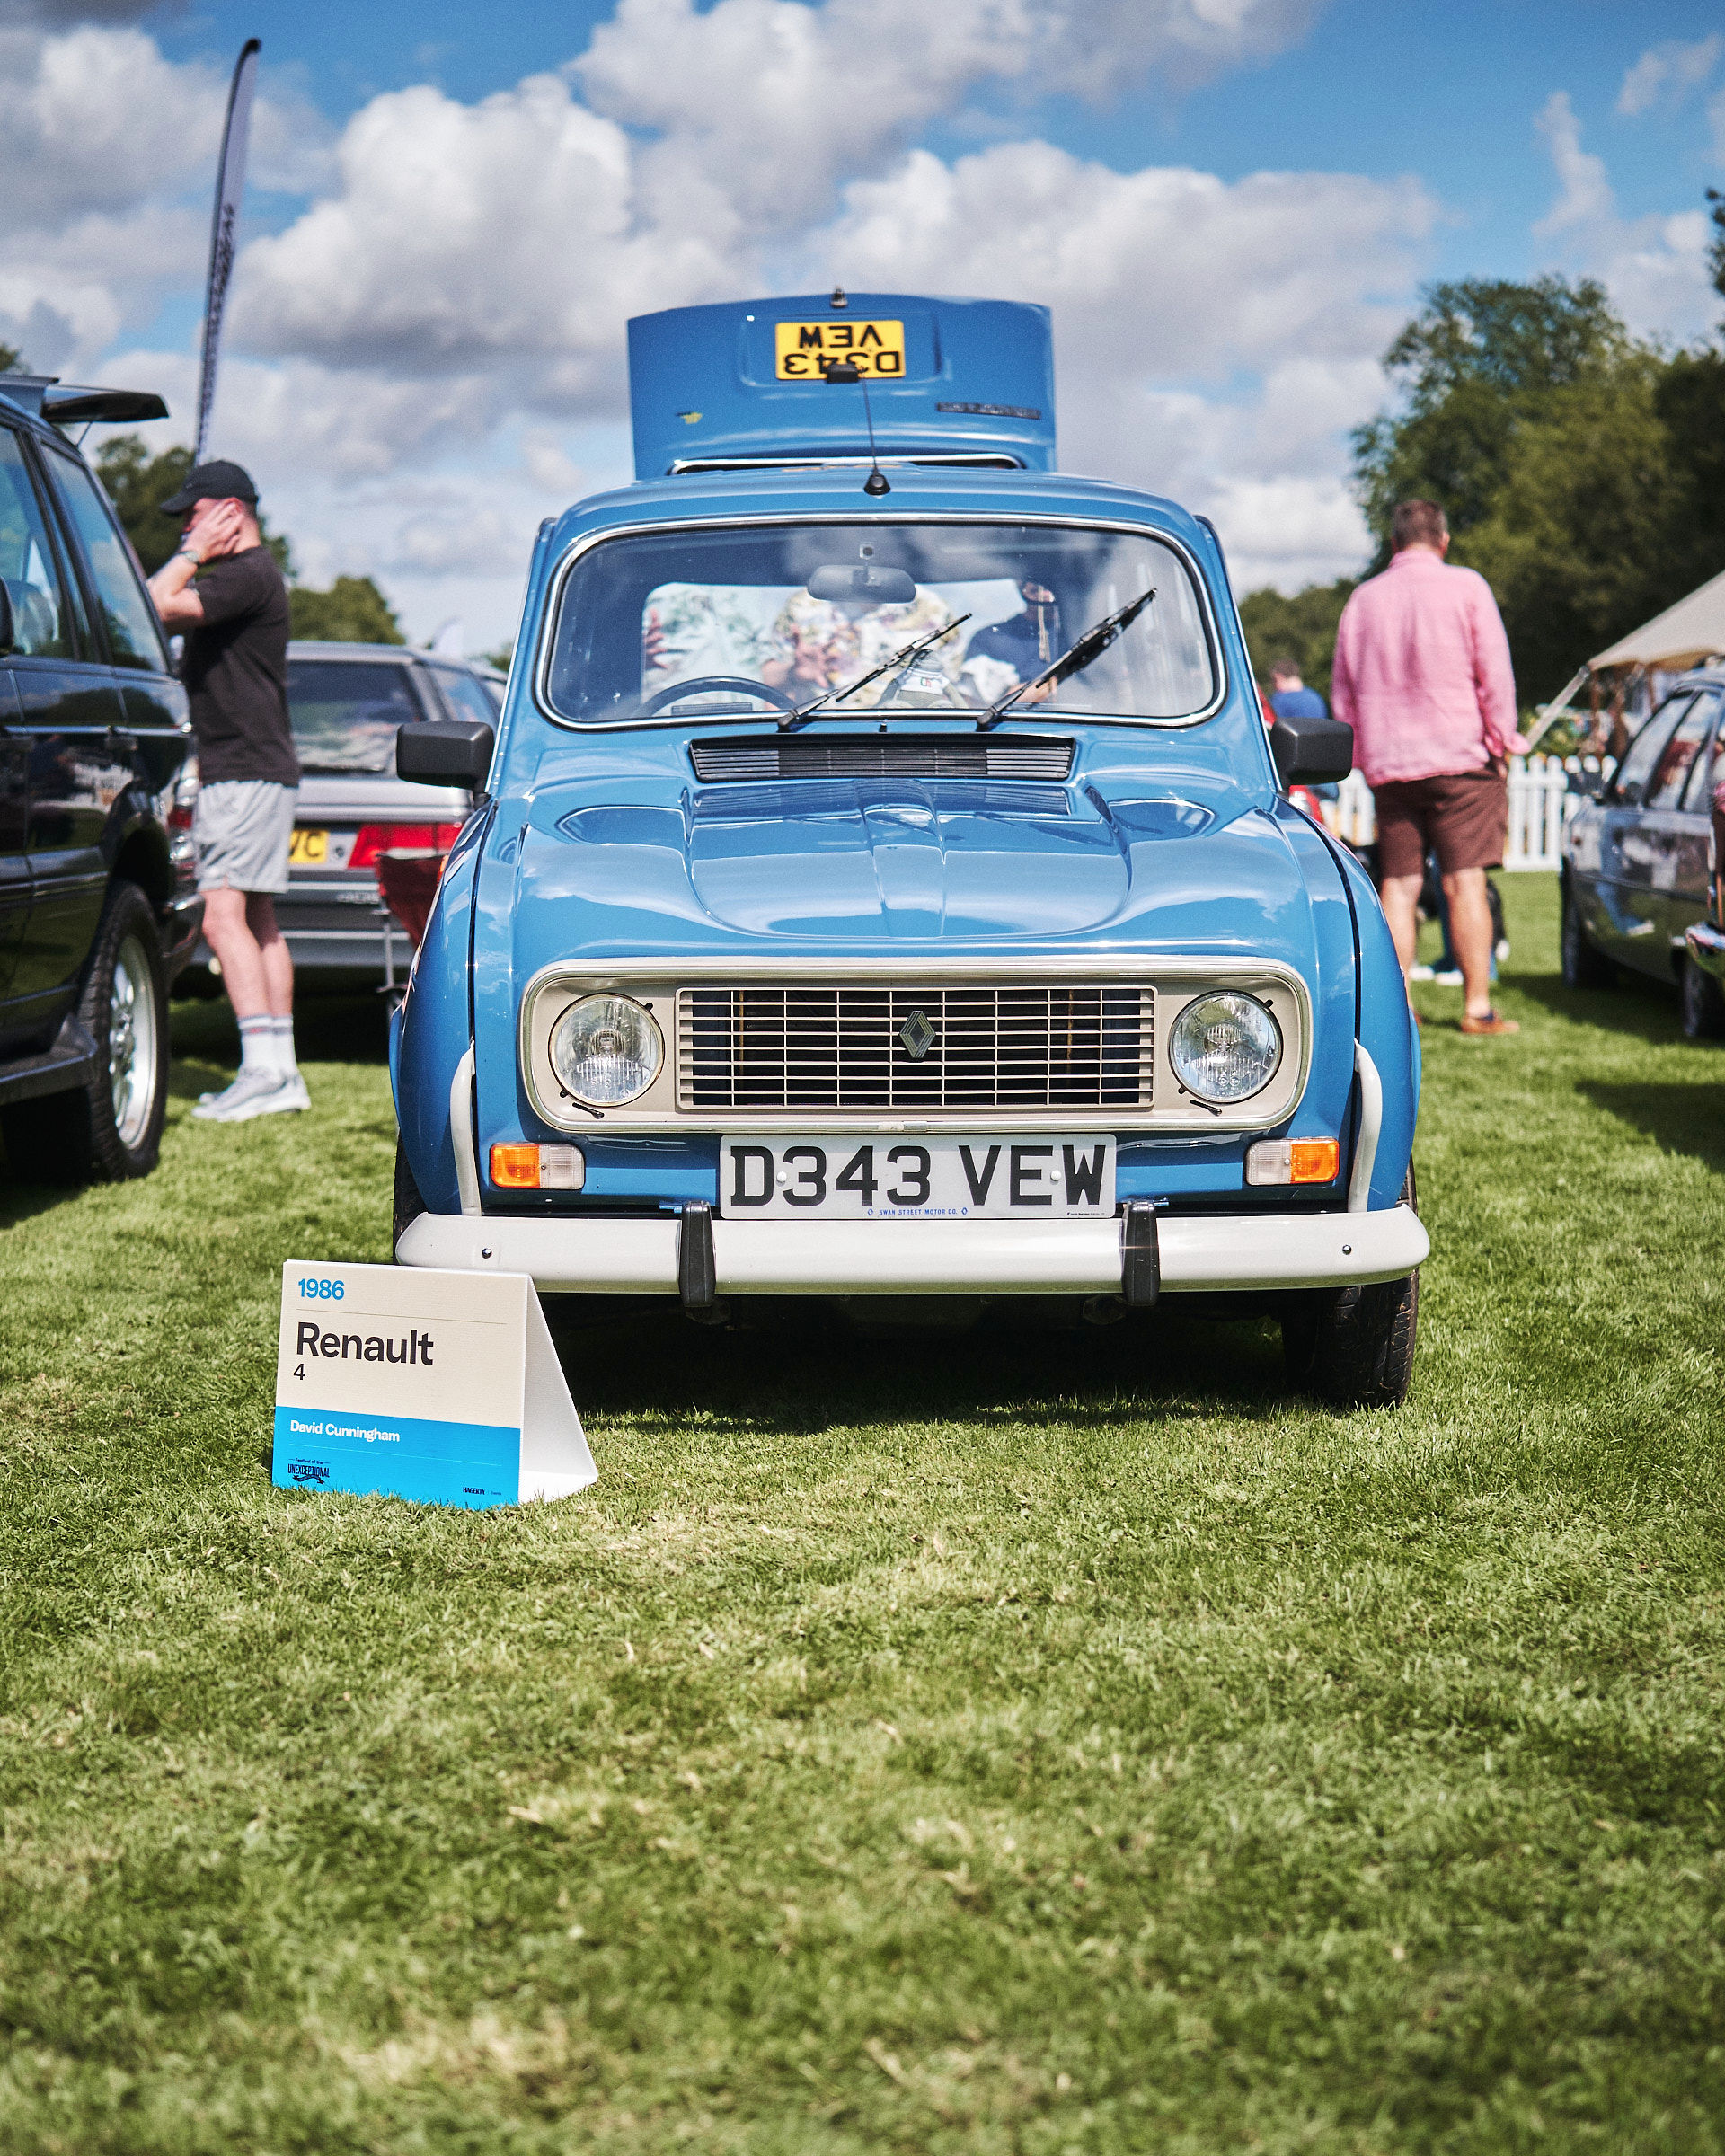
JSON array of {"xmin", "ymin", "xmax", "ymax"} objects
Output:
[
  {"xmin": 489, "ymin": 1143, "xmax": 585, "ymax": 1190},
  {"xmin": 1245, "ymin": 1137, "xmax": 1340, "ymax": 1186},
  {"xmin": 349, "ymin": 822, "xmax": 464, "ymax": 871}
]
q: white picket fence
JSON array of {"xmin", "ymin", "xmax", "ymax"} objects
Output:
[{"xmin": 1331, "ymin": 756, "xmax": 1579, "ymax": 870}]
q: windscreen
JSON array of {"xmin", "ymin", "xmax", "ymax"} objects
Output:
[
  {"xmin": 544, "ymin": 521, "xmax": 1218, "ymax": 726},
  {"xmin": 288, "ymin": 660, "xmax": 421, "ymax": 773}
]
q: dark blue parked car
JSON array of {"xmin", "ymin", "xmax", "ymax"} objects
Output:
[
  {"xmin": 389, "ymin": 294, "xmax": 1426, "ymax": 1404},
  {"xmin": 0, "ymin": 374, "xmax": 199, "ymax": 1181}
]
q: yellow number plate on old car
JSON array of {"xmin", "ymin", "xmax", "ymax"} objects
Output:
[
  {"xmin": 288, "ymin": 827, "xmax": 329, "ymax": 866},
  {"xmin": 775, "ymin": 318, "xmax": 905, "ymax": 379}
]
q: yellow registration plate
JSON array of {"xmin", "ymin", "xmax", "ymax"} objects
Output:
[
  {"xmin": 288, "ymin": 827, "xmax": 329, "ymax": 866},
  {"xmin": 775, "ymin": 317, "xmax": 905, "ymax": 380}
]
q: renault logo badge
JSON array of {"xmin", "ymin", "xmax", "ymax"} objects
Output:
[{"xmin": 898, "ymin": 1008, "xmax": 936, "ymax": 1061}]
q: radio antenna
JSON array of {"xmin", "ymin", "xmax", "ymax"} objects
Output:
[{"xmin": 824, "ymin": 359, "xmax": 890, "ymax": 496}]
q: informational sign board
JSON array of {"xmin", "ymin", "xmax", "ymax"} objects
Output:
[{"xmin": 273, "ymin": 1263, "xmax": 595, "ymax": 1508}]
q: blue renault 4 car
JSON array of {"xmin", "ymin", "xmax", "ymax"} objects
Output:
[{"xmin": 389, "ymin": 293, "xmax": 1426, "ymax": 1406}]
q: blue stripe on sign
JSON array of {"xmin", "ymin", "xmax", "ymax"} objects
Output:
[{"xmin": 272, "ymin": 1406, "xmax": 520, "ymax": 1508}]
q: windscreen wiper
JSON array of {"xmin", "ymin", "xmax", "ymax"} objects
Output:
[
  {"xmin": 779, "ymin": 614, "xmax": 970, "ymax": 732},
  {"xmin": 976, "ymin": 586, "xmax": 1157, "ymax": 732}
]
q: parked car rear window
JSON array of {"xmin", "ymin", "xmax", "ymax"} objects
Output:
[
  {"xmin": 288, "ymin": 660, "xmax": 421, "ymax": 773},
  {"xmin": 544, "ymin": 519, "xmax": 1218, "ymax": 727},
  {"xmin": 1612, "ymin": 699, "xmax": 1687, "ymax": 807},
  {"xmin": 1649, "ymin": 696, "xmax": 1715, "ymax": 810},
  {"xmin": 429, "ymin": 664, "xmax": 500, "ymax": 729},
  {"xmin": 0, "ymin": 428, "xmax": 75, "ymax": 659}
]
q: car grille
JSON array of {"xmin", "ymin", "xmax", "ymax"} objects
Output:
[
  {"xmin": 688, "ymin": 735, "xmax": 1075, "ymax": 782},
  {"xmin": 677, "ymin": 984, "xmax": 1154, "ymax": 1112}
]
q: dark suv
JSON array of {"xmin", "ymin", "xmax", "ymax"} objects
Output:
[{"xmin": 0, "ymin": 375, "xmax": 200, "ymax": 1181}]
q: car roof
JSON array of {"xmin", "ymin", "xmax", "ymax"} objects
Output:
[
  {"xmin": 288, "ymin": 641, "xmax": 490, "ymax": 669},
  {"xmin": 541, "ymin": 460, "xmax": 1216, "ymax": 561}
]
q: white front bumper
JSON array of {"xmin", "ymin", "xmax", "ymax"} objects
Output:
[{"xmin": 394, "ymin": 1204, "xmax": 1428, "ymax": 1296}]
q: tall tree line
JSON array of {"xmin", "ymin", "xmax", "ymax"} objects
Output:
[{"xmin": 1243, "ymin": 192, "xmax": 1725, "ymax": 706}]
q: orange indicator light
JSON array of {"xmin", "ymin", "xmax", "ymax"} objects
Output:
[
  {"xmin": 490, "ymin": 1143, "xmax": 541, "ymax": 1188},
  {"xmin": 1289, "ymin": 1139, "xmax": 1340, "ymax": 1184}
]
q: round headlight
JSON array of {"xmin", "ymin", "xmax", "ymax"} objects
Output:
[
  {"xmin": 1169, "ymin": 991, "xmax": 1282, "ymax": 1104},
  {"xmin": 548, "ymin": 994, "xmax": 663, "ymax": 1107}
]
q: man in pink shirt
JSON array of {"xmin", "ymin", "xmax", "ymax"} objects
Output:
[{"xmin": 1331, "ymin": 499, "xmax": 1526, "ymax": 1036}]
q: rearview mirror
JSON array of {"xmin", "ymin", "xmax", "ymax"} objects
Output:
[
  {"xmin": 397, "ymin": 720, "xmax": 494, "ymax": 792},
  {"xmin": 806, "ymin": 563, "xmax": 916, "ymax": 605},
  {"xmin": 1270, "ymin": 712, "xmax": 1354, "ymax": 788}
]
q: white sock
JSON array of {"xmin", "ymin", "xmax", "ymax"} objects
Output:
[
  {"xmin": 270, "ymin": 1017, "xmax": 299, "ymax": 1079},
  {"xmin": 239, "ymin": 1015, "xmax": 277, "ymax": 1076}
]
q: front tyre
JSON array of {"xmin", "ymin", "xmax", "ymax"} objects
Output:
[
  {"xmin": 1561, "ymin": 881, "xmax": 1614, "ymax": 989},
  {"xmin": 0, "ymin": 880, "xmax": 168, "ymax": 1183},
  {"xmin": 1281, "ymin": 1170, "xmax": 1420, "ymax": 1409},
  {"xmin": 1680, "ymin": 953, "xmax": 1725, "ymax": 1042}
]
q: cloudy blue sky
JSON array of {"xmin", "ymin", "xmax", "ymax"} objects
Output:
[{"xmin": 4, "ymin": 0, "xmax": 1721, "ymax": 649}]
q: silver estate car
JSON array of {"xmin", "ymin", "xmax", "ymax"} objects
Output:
[
  {"xmin": 1561, "ymin": 665, "xmax": 1725, "ymax": 1038},
  {"xmin": 189, "ymin": 641, "xmax": 502, "ymax": 991}
]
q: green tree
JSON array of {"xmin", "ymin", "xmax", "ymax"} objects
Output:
[
  {"xmin": 94, "ymin": 435, "xmax": 196, "ymax": 573},
  {"xmin": 1455, "ymin": 354, "xmax": 1677, "ymax": 699},
  {"xmin": 1237, "ymin": 578, "xmax": 1355, "ymax": 701},
  {"xmin": 1350, "ymin": 276, "xmax": 1627, "ymax": 561},
  {"xmin": 289, "ymin": 576, "xmax": 403, "ymax": 644},
  {"xmin": 1347, "ymin": 261, "xmax": 1725, "ymax": 702},
  {"xmin": 0, "ymin": 344, "xmax": 22, "ymax": 374}
]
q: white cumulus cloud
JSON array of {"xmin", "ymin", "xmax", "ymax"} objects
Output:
[{"xmin": 1616, "ymin": 34, "xmax": 1721, "ymax": 118}]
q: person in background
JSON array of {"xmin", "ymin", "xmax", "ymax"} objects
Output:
[
  {"xmin": 147, "ymin": 459, "xmax": 307, "ymax": 1120},
  {"xmin": 1330, "ymin": 499, "xmax": 1527, "ymax": 1036},
  {"xmin": 1267, "ymin": 657, "xmax": 1327, "ymax": 725},
  {"xmin": 1267, "ymin": 658, "xmax": 1340, "ymax": 825}
]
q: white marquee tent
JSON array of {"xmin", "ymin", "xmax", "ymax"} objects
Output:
[
  {"xmin": 1588, "ymin": 564, "xmax": 1725, "ymax": 673},
  {"xmin": 1530, "ymin": 565, "xmax": 1725, "ymax": 745}
]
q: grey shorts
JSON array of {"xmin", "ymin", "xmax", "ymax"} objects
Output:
[{"xmin": 194, "ymin": 780, "xmax": 297, "ymax": 895}]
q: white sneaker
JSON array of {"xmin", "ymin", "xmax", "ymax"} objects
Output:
[
  {"xmin": 1408, "ymin": 963, "xmax": 1435, "ymax": 982},
  {"xmin": 192, "ymin": 1069, "xmax": 305, "ymax": 1123},
  {"xmin": 1434, "ymin": 968, "xmax": 1464, "ymax": 986}
]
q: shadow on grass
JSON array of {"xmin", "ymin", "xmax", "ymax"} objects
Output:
[
  {"xmin": 169, "ymin": 992, "xmax": 392, "ymax": 1087},
  {"xmin": 0, "ymin": 1173, "xmax": 81, "ymax": 1227},
  {"xmin": 1513, "ymin": 966, "xmax": 1686, "ymax": 1045},
  {"xmin": 1577, "ymin": 1081, "xmax": 1725, "ymax": 1171},
  {"xmin": 553, "ymin": 1298, "xmax": 1293, "ymax": 1433}
]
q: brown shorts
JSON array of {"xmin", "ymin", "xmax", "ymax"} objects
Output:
[{"xmin": 1372, "ymin": 767, "xmax": 1508, "ymax": 881}]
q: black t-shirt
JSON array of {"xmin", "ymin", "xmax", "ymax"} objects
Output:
[{"xmin": 181, "ymin": 546, "xmax": 297, "ymax": 786}]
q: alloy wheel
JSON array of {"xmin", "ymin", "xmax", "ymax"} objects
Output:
[{"xmin": 109, "ymin": 933, "xmax": 160, "ymax": 1150}]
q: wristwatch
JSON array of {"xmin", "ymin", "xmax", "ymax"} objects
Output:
[{"xmin": 174, "ymin": 545, "xmax": 202, "ymax": 566}]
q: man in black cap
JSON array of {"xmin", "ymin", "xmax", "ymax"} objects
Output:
[{"xmin": 149, "ymin": 459, "xmax": 306, "ymax": 1121}]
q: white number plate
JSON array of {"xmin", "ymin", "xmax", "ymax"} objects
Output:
[{"xmin": 720, "ymin": 1134, "xmax": 1115, "ymax": 1220}]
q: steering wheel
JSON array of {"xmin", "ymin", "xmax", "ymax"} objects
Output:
[{"xmin": 640, "ymin": 674, "xmax": 798, "ymax": 717}]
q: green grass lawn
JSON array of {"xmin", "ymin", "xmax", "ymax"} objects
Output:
[{"xmin": 1, "ymin": 873, "xmax": 1722, "ymax": 2155}]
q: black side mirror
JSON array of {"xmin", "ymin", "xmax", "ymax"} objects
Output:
[
  {"xmin": 1270, "ymin": 712, "xmax": 1354, "ymax": 787},
  {"xmin": 0, "ymin": 581, "xmax": 13, "ymax": 657},
  {"xmin": 397, "ymin": 720, "xmax": 494, "ymax": 792}
]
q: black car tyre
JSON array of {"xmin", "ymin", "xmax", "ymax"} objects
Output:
[
  {"xmin": 393, "ymin": 1135, "xmax": 428, "ymax": 1251},
  {"xmin": 1680, "ymin": 953, "xmax": 1725, "ymax": 1042},
  {"xmin": 1561, "ymin": 882, "xmax": 1614, "ymax": 989},
  {"xmin": 0, "ymin": 880, "xmax": 168, "ymax": 1183},
  {"xmin": 1282, "ymin": 1169, "xmax": 1419, "ymax": 1409}
]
